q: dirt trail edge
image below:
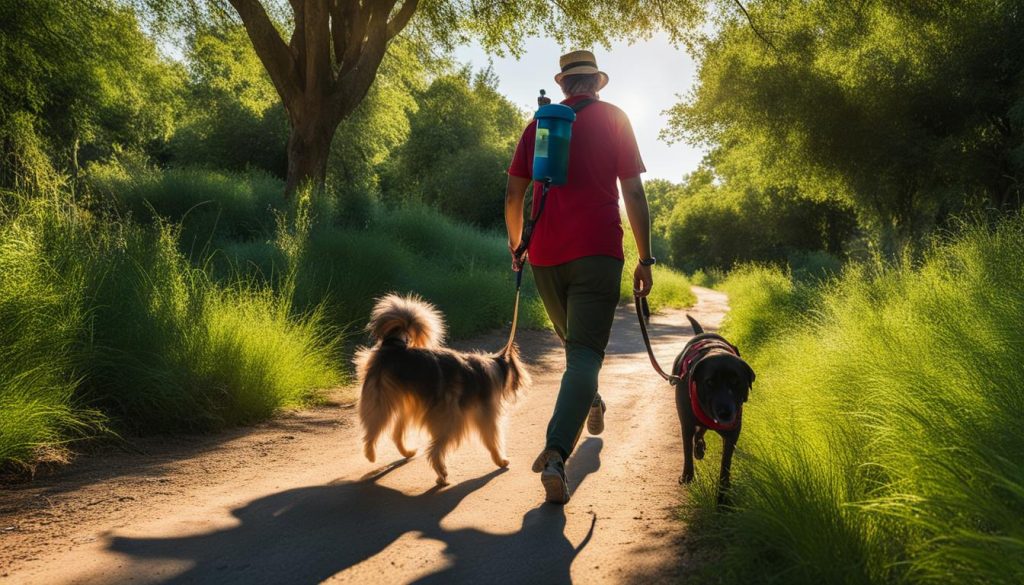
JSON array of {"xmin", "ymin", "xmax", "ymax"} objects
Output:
[{"xmin": 1, "ymin": 286, "xmax": 729, "ymax": 585}]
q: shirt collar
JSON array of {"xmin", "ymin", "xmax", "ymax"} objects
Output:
[{"xmin": 562, "ymin": 94, "xmax": 599, "ymax": 105}]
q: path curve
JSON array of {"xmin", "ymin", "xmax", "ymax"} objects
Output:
[{"xmin": 0, "ymin": 287, "xmax": 729, "ymax": 584}]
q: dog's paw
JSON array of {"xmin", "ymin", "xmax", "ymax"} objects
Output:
[
  {"xmin": 399, "ymin": 448, "xmax": 417, "ymax": 458},
  {"xmin": 680, "ymin": 472, "xmax": 694, "ymax": 485},
  {"xmin": 496, "ymin": 458, "xmax": 510, "ymax": 468},
  {"xmin": 436, "ymin": 475, "xmax": 449, "ymax": 486},
  {"xmin": 364, "ymin": 445, "xmax": 376, "ymax": 463}
]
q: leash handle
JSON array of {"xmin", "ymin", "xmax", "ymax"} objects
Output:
[{"xmin": 634, "ymin": 295, "xmax": 681, "ymax": 385}]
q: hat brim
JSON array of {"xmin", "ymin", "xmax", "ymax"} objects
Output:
[{"xmin": 554, "ymin": 67, "xmax": 609, "ymax": 91}]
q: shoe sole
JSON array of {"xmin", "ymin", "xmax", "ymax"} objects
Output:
[
  {"xmin": 541, "ymin": 468, "xmax": 570, "ymax": 504},
  {"xmin": 587, "ymin": 404, "xmax": 605, "ymax": 435}
]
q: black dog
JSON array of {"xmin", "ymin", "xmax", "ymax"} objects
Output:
[{"xmin": 674, "ymin": 315, "xmax": 755, "ymax": 505}]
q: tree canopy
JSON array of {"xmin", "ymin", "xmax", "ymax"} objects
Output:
[
  {"xmin": 666, "ymin": 0, "xmax": 1024, "ymax": 251},
  {"xmin": 132, "ymin": 0, "xmax": 705, "ymax": 195}
]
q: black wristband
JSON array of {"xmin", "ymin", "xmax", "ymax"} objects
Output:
[{"xmin": 639, "ymin": 256, "xmax": 657, "ymax": 266}]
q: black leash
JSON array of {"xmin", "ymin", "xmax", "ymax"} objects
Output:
[
  {"xmin": 501, "ymin": 179, "xmax": 551, "ymax": 356},
  {"xmin": 633, "ymin": 295, "xmax": 682, "ymax": 385},
  {"xmin": 501, "ymin": 98, "xmax": 597, "ymax": 357}
]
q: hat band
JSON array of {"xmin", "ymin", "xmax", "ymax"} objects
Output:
[{"xmin": 560, "ymin": 60, "xmax": 598, "ymax": 72}]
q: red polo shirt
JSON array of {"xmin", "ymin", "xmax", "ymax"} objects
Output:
[{"xmin": 508, "ymin": 95, "xmax": 646, "ymax": 267}]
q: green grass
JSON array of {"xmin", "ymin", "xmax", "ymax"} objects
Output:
[
  {"xmin": 0, "ymin": 192, "xmax": 340, "ymax": 470},
  {"xmin": 682, "ymin": 214, "xmax": 1024, "ymax": 584},
  {"xmin": 621, "ymin": 219, "xmax": 697, "ymax": 310}
]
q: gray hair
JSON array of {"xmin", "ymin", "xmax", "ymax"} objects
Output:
[{"xmin": 559, "ymin": 73, "xmax": 601, "ymax": 97}]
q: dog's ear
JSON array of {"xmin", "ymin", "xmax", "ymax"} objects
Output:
[{"xmin": 740, "ymin": 359, "xmax": 755, "ymax": 390}]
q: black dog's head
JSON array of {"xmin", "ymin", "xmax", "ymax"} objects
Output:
[{"xmin": 692, "ymin": 353, "xmax": 755, "ymax": 426}]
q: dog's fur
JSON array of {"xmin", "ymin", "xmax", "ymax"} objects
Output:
[
  {"xmin": 354, "ymin": 294, "xmax": 531, "ymax": 485},
  {"xmin": 675, "ymin": 314, "xmax": 755, "ymax": 505}
]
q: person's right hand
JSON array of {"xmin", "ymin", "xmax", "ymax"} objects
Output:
[
  {"xmin": 633, "ymin": 263, "xmax": 653, "ymax": 297},
  {"xmin": 508, "ymin": 241, "xmax": 526, "ymax": 272}
]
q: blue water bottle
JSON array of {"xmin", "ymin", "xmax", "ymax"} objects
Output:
[{"xmin": 532, "ymin": 101, "xmax": 576, "ymax": 186}]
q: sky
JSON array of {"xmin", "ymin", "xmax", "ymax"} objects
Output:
[{"xmin": 454, "ymin": 34, "xmax": 706, "ymax": 182}]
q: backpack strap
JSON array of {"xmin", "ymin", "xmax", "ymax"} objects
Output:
[{"xmin": 571, "ymin": 98, "xmax": 596, "ymax": 113}]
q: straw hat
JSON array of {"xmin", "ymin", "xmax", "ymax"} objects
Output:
[{"xmin": 554, "ymin": 50, "xmax": 609, "ymax": 90}]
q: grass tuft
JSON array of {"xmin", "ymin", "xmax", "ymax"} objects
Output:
[{"xmin": 683, "ymin": 213, "xmax": 1024, "ymax": 584}]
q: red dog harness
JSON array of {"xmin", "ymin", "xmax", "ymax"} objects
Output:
[{"xmin": 676, "ymin": 337, "xmax": 742, "ymax": 431}]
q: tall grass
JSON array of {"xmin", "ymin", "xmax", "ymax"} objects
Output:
[
  {"xmin": 683, "ymin": 214, "xmax": 1024, "ymax": 584},
  {"xmin": 621, "ymin": 219, "xmax": 697, "ymax": 310},
  {"xmin": 0, "ymin": 193, "xmax": 340, "ymax": 470}
]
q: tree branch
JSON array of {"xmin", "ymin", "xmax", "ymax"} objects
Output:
[
  {"xmin": 333, "ymin": 1, "xmax": 392, "ymax": 116},
  {"xmin": 329, "ymin": 0, "xmax": 358, "ymax": 68},
  {"xmin": 387, "ymin": 0, "xmax": 418, "ymax": 40},
  {"xmin": 733, "ymin": 0, "xmax": 779, "ymax": 54},
  {"xmin": 303, "ymin": 0, "xmax": 332, "ymax": 95},
  {"xmin": 228, "ymin": 0, "xmax": 300, "ymax": 104},
  {"xmin": 340, "ymin": 0, "xmax": 378, "ymax": 74}
]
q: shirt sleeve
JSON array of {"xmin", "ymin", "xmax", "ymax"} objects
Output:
[
  {"xmin": 616, "ymin": 114, "xmax": 646, "ymax": 180},
  {"xmin": 507, "ymin": 122, "xmax": 536, "ymax": 179}
]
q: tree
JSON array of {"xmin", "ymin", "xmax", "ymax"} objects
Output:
[
  {"xmin": 666, "ymin": 0, "xmax": 1024, "ymax": 252},
  {"xmin": 381, "ymin": 66, "xmax": 524, "ymax": 227},
  {"xmin": 0, "ymin": 0, "xmax": 182, "ymax": 190},
  {"xmin": 141, "ymin": 0, "xmax": 703, "ymax": 196}
]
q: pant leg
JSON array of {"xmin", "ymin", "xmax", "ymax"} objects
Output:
[
  {"xmin": 543, "ymin": 256, "xmax": 623, "ymax": 458},
  {"xmin": 531, "ymin": 264, "xmax": 569, "ymax": 343}
]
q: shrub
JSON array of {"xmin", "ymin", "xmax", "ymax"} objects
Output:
[
  {"xmin": 0, "ymin": 192, "xmax": 341, "ymax": 469},
  {"xmin": 683, "ymin": 213, "xmax": 1024, "ymax": 584}
]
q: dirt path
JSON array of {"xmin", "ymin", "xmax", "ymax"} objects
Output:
[{"xmin": 0, "ymin": 287, "xmax": 728, "ymax": 585}]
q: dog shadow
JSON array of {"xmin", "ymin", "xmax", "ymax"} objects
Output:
[{"xmin": 106, "ymin": 439, "xmax": 604, "ymax": 584}]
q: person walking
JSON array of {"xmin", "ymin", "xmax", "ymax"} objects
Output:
[{"xmin": 505, "ymin": 50, "xmax": 655, "ymax": 504}]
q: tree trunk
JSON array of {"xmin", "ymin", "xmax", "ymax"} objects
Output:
[
  {"xmin": 227, "ymin": 0, "xmax": 420, "ymax": 198},
  {"xmin": 284, "ymin": 110, "xmax": 338, "ymax": 198}
]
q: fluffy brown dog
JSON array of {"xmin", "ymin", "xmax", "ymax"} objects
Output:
[{"xmin": 354, "ymin": 294, "xmax": 530, "ymax": 485}]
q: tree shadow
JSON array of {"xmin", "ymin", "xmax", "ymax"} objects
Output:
[{"xmin": 106, "ymin": 439, "xmax": 605, "ymax": 584}]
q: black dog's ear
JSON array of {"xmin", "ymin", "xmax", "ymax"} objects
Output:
[{"xmin": 741, "ymin": 359, "xmax": 756, "ymax": 389}]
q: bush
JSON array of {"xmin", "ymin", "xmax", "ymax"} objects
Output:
[
  {"xmin": 87, "ymin": 165, "xmax": 286, "ymax": 249},
  {"xmin": 0, "ymin": 193, "xmax": 341, "ymax": 469},
  {"xmin": 683, "ymin": 213, "xmax": 1024, "ymax": 584},
  {"xmin": 621, "ymin": 219, "xmax": 697, "ymax": 311},
  {"xmin": 663, "ymin": 184, "xmax": 855, "ymax": 273}
]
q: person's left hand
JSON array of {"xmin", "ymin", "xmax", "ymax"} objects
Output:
[{"xmin": 633, "ymin": 263, "xmax": 653, "ymax": 297}]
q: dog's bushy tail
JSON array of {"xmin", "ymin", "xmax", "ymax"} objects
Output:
[{"xmin": 366, "ymin": 293, "xmax": 445, "ymax": 348}]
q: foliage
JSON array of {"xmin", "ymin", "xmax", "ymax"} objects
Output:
[
  {"xmin": 0, "ymin": 191, "xmax": 340, "ymax": 470},
  {"xmin": 381, "ymin": 67, "xmax": 525, "ymax": 228},
  {"xmin": 87, "ymin": 163, "xmax": 286, "ymax": 252},
  {"xmin": 621, "ymin": 219, "xmax": 696, "ymax": 310},
  {"xmin": 683, "ymin": 214, "xmax": 1024, "ymax": 584},
  {"xmin": 168, "ymin": 24, "xmax": 289, "ymax": 176},
  {"xmin": 0, "ymin": 0, "xmax": 183, "ymax": 189},
  {"xmin": 668, "ymin": 0, "xmax": 1024, "ymax": 252},
  {"xmin": 649, "ymin": 168, "xmax": 855, "ymax": 273}
]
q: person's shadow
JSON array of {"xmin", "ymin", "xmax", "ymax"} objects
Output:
[{"xmin": 107, "ymin": 438, "xmax": 604, "ymax": 584}]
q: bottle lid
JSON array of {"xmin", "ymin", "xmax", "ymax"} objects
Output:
[{"xmin": 534, "ymin": 103, "xmax": 576, "ymax": 122}]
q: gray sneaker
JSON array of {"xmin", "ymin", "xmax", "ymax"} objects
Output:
[
  {"xmin": 533, "ymin": 449, "xmax": 570, "ymax": 504},
  {"xmin": 587, "ymin": 395, "xmax": 606, "ymax": 435}
]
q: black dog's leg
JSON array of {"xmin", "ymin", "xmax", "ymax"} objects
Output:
[
  {"xmin": 717, "ymin": 433, "xmax": 739, "ymax": 506},
  {"xmin": 694, "ymin": 427, "xmax": 707, "ymax": 460},
  {"xmin": 677, "ymin": 385, "xmax": 696, "ymax": 484},
  {"xmin": 680, "ymin": 419, "xmax": 696, "ymax": 484}
]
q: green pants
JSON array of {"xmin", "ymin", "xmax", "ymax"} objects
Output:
[{"xmin": 532, "ymin": 255, "xmax": 624, "ymax": 459}]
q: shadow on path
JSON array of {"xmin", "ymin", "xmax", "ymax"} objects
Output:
[{"xmin": 107, "ymin": 439, "xmax": 605, "ymax": 584}]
